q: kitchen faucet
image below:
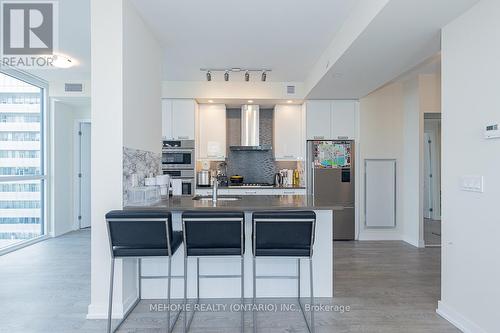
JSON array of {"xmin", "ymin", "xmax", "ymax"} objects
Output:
[{"xmin": 212, "ymin": 174, "xmax": 219, "ymax": 202}]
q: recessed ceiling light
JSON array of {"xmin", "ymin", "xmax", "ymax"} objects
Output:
[
  {"xmin": 287, "ymin": 100, "xmax": 293, "ymax": 103},
  {"xmin": 248, "ymin": 100, "xmax": 254, "ymax": 103},
  {"xmin": 208, "ymin": 100, "xmax": 214, "ymax": 103},
  {"xmin": 52, "ymin": 54, "xmax": 76, "ymax": 68}
]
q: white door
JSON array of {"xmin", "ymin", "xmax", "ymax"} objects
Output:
[
  {"xmin": 79, "ymin": 122, "xmax": 91, "ymax": 228},
  {"xmin": 423, "ymin": 132, "xmax": 433, "ymax": 219}
]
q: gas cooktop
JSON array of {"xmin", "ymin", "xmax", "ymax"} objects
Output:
[{"xmin": 228, "ymin": 183, "xmax": 274, "ymax": 188}]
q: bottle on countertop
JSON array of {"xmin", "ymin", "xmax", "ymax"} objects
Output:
[{"xmin": 293, "ymin": 169, "xmax": 300, "ymax": 186}]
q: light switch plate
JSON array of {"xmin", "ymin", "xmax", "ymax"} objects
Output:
[{"xmin": 460, "ymin": 175, "xmax": 484, "ymax": 193}]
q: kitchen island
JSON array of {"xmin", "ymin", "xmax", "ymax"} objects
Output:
[{"xmin": 126, "ymin": 195, "xmax": 339, "ymax": 299}]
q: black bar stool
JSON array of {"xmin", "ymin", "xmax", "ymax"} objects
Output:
[
  {"xmin": 105, "ymin": 210, "xmax": 183, "ymax": 333},
  {"xmin": 252, "ymin": 211, "xmax": 316, "ymax": 333},
  {"xmin": 181, "ymin": 210, "xmax": 245, "ymax": 333}
]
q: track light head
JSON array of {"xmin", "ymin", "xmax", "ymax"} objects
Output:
[
  {"xmin": 245, "ymin": 71, "xmax": 250, "ymax": 82},
  {"xmin": 206, "ymin": 71, "xmax": 212, "ymax": 81},
  {"xmin": 261, "ymin": 71, "xmax": 267, "ymax": 82},
  {"xmin": 224, "ymin": 71, "xmax": 229, "ymax": 81}
]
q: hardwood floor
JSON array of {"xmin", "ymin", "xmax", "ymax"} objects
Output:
[
  {"xmin": 424, "ymin": 218, "xmax": 441, "ymax": 246},
  {"xmin": 0, "ymin": 230, "xmax": 458, "ymax": 332}
]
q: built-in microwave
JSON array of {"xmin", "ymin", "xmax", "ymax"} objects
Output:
[{"xmin": 162, "ymin": 140, "xmax": 195, "ymax": 169}]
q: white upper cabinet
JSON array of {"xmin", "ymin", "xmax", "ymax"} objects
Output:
[
  {"xmin": 172, "ymin": 99, "xmax": 195, "ymax": 140},
  {"xmin": 305, "ymin": 100, "xmax": 357, "ymax": 140},
  {"xmin": 161, "ymin": 99, "xmax": 173, "ymax": 139},
  {"xmin": 331, "ymin": 100, "xmax": 357, "ymax": 140},
  {"xmin": 161, "ymin": 99, "xmax": 196, "ymax": 140},
  {"xmin": 198, "ymin": 104, "xmax": 226, "ymax": 160},
  {"xmin": 274, "ymin": 104, "xmax": 304, "ymax": 160},
  {"xmin": 305, "ymin": 100, "xmax": 332, "ymax": 140}
]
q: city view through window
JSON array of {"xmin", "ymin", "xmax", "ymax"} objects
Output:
[{"xmin": 0, "ymin": 72, "xmax": 45, "ymax": 250}]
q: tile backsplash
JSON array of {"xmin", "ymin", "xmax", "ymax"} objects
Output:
[
  {"xmin": 225, "ymin": 108, "xmax": 298, "ymax": 184},
  {"xmin": 123, "ymin": 146, "xmax": 161, "ymax": 205}
]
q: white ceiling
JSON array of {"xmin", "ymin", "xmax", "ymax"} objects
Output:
[
  {"xmin": 130, "ymin": 0, "xmax": 360, "ymax": 82},
  {"xmin": 307, "ymin": 0, "xmax": 478, "ymax": 99},
  {"xmin": 24, "ymin": 0, "xmax": 91, "ymax": 82}
]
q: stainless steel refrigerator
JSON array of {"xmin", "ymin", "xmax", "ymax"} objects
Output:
[{"xmin": 307, "ymin": 140, "xmax": 355, "ymax": 240}]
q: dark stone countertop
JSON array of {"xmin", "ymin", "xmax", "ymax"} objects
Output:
[
  {"xmin": 125, "ymin": 195, "xmax": 344, "ymax": 212},
  {"xmin": 195, "ymin": 185, "xmax": 306, "ymax": 190}
]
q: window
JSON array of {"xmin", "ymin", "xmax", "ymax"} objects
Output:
[{"xmin": 0, "ymin": 71, "xmax": 46, "ymax": 251}]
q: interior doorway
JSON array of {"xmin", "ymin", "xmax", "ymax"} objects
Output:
[
  {"xmin": 76, "ymin": 121, "xmax": 91, "ymax": 229},
  {"xmin": 423, "ymin": 114, "xmax": 441, "ymax": 247}
]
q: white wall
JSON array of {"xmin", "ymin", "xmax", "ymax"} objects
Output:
[
  {"xmin": 88, "ymin": 0, "xmax": 162, "ymax": 319},
  {"xmin": 402, "ymin": 78, "xmax": 424, "ymax": 247},
  {"xmin": 438, "ymin": 1, "xmax": 500, "ymax": 332},
  {"xmin": 358, "ymin": 74, "xmax": 438, "ymax": 246},
  {"xmin": 50, "ymin": 100, "xmax": 90, "ymax": 237},
  {"xmin": 358, "ymin": 82, "xmax": 405, "ymax": 240},
  {"xmin": 162, "ymin": 80, "xmax": 305, "ymax": 100},
  {"xmin": 123, "ymin": 0, "xmax": 161, "ymax": 153}
]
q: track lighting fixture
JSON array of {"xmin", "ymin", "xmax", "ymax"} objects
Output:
[{"xmin": 201, "ymin": 68, "xmax": 271, "ymax": 81}]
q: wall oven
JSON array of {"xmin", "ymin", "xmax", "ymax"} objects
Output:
[{"xmin": 162, "ymin": 140, "xmax": 195, "ymax": 169}]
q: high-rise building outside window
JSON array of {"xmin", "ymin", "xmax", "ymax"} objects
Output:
[{"xmin": 0, "ymin": 71, "xmax": 46, "ymax": 251}]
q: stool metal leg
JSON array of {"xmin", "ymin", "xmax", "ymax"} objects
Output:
[
  {"xmin": 183, "ymin": 256, "xmax": 187, "ymax": 333},
  {"xmin": 309, "ymin": 258, "xmax": 315, "ymax": 333},
  {"xmin": 297, "ymin": 258, "xmax": 301, "ymax": 299},
  {"xmin": 241, "ymin": 255, "xmax": 244, "ymax": 333},
  {"xmin": 252, "ymin": 256, "xmax": 256, "ymax": 333},
  {"xmin": 107, "ymin": 258, "xmax": 115, "ymax": 333},
  {"xmin": 196, "ymin": 257, "xmax": 200, "ymax": 301},
  {"xmin": 138, "ymin": 258, "xmax": 142, "ymax": 299},
  {"xmin": 167, "ymin": 256, "xmax": 171, "ymax": 333}
]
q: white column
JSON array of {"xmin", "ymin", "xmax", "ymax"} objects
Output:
[
  {"xmin": 87, "ymin": 0, "xmax": 162, "ymax": 319},
  {"xmin": 87, "ymin": 0, "xmax": 130, "ymax": 319}
]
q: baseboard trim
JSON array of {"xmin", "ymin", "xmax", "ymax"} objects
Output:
[
  {"xmin": 86, "ymin": 292, "xmax": 139, "ymax": 320},
  {"xmin": 437, "ymin": 300, "xmax": 487, "ymax": 333}
]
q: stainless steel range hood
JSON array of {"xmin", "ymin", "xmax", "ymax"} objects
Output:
[{"xmin": 229, "ymin": 105, "xmax": 271, "ymax": 151}]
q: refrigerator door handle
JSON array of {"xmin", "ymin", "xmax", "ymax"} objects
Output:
[{"xmin": 311, "ymin": 162, "xmax": 315, "ymax": 196}]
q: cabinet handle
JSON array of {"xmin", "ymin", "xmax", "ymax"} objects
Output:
[
  {"xmin": 177, "ymin": 136, "xmax": 189, "ymax": 139},
  {"xmin": 284, "ymin": 191, "xmax": 295, "ymax": 194},
  {"xmin": 245, "ymin": 191, "xmax": 257, "ymax": 194},
  {"xmin": 313, "ymin": 136, "xmax": 325, "ymax": 140}
]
